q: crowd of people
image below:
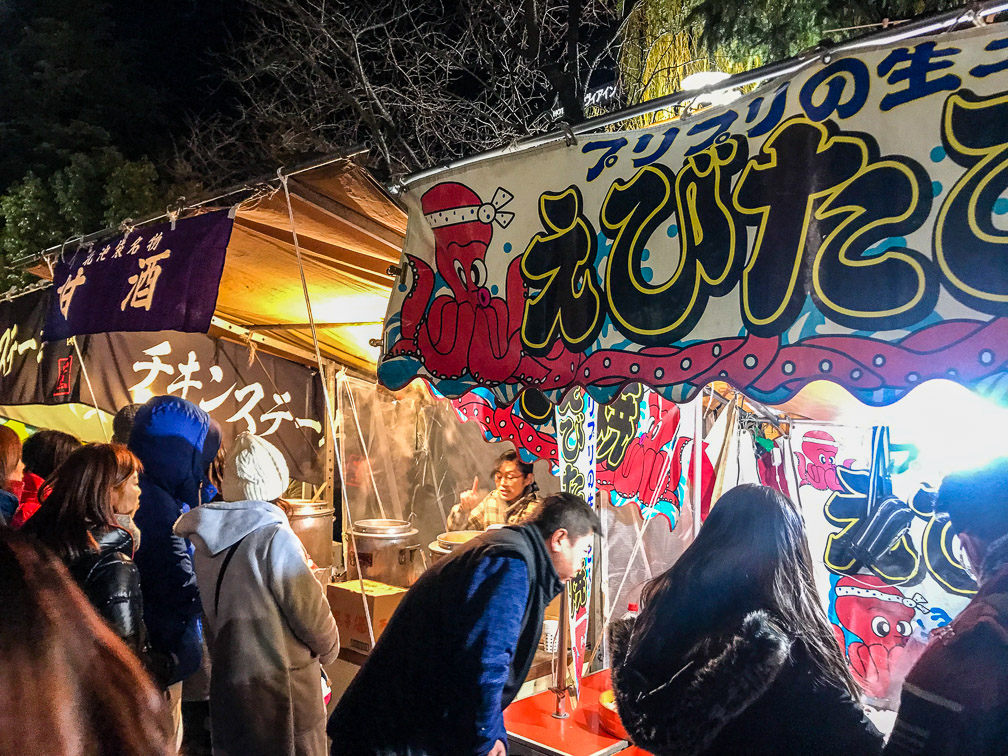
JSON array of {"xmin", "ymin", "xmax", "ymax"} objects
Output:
[
  {"xmin": 0, "ymin": 395, "xmax": 339, "ymax": 756},
  {"xmin": 2, "ymin": 396, "xmax": 1007, "ymax": 756}
]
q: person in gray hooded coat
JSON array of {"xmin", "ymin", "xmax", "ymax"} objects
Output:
[{"xmin": 175, "ymin": 432, "xmax": 339, "ymax": 756}]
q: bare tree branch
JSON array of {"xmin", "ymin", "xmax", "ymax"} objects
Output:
[{"xmin": 181, "ymin": 0, "xmax": 639, "ymax": 185}]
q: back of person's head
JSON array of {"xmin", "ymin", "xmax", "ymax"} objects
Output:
[
  {"xmin": 938, "ymin": 457, "xmax": 1008, "ymax": 543},
  {"xmin": 21, "ymin": 430, "xmax": 81, "ymax": 480},
  {"xmin": 0, "ymin": 531, "xmax": 173, "ymax": 755},
  {"xmin": 207, "ymin": 441, "xmax": 229, "ymax": 498},
  {"xmin": 222, "ymin": 432, "xmax": 290, "ymax": 502},
  {"xmin": 530, "ymin": 492, "xmax": 601, "ymax": 541},
  {"xmin": 0, "ymin": 424, "xmax": 22, "ymax": 485},
  {"xmin": 112, "ymin": 403, "xmax": 142, "ymax": 445},
  {"xmin": 31, "ymin": 444, "xmax": 142, "ymax": 561},
  {"xmin": 634, "ymin": 484, "xmax": 857, "ymax": 695}
]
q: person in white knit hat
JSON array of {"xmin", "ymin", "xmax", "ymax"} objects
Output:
[{"xmin": 175, "ymin": 432, "xmax": 339, "ymax": 756}]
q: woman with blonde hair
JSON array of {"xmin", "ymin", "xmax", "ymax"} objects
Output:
[{"xmin": 0, "ymin": 530, "xmax": 174, "ymax": 755}]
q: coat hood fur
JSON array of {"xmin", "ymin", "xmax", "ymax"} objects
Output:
[{"xmin": 609, "ymin": 610, "xmax": 791, "ymax": 756}]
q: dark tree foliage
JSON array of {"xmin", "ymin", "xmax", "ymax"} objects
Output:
[
  {"xmin": 0, "ymin": 1, "xmax": 187, "ymax": 291},
  {"xmin": 686, "ymin": 0, "xmax": 964, "ymax": 60}
]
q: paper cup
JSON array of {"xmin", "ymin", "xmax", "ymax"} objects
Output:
[{"xmin": 542, "ymin": 619, "xmax": 560, "ymax": 653}]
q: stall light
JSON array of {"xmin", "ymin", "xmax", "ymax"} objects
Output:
[
  {"xmin": 680, "ymin": 71, "xmax": 732, "ymax": 90},
  {"xmin": 679, "ymin": 70, "xmax": 741, "ymax": 108},
  {"xmin": 887, "ymin": 381, "xmax": 1008, "ymax": 479}
]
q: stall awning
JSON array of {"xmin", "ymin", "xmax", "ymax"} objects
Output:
[
  {"xmin": 218, "ymin": 161, "xmax": 405, "ymax": 373},
  {"xmin": 30, "ymin": 158, "xmax": 406, "ymax": 375}
]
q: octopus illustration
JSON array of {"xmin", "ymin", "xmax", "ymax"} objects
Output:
[
  {"xmin": 833, "ymin": 575, "xmax": 927, "ymax": 699},
  {"xmin": 393, "ymin": 182, "xmax": 528, "ymax": 383},
  {"xmin": 450, "ymin": 391, "xmax": 558, "ymax": 462},
  {"xmin": 597, "ymin": 393, "xmax": 691, "ymax": 514},
  {"xmin": 795, "ymin": 430, "xmax": 854, "ymax": 491}
]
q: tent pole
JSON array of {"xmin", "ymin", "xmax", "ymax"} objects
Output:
[
  {"xmin": 324, "ymin": 360, "xmax": 340, "ymax": 571},
  {"xmin": 693, "ymin": 393, "xmax": 703, "ymax": 537}
]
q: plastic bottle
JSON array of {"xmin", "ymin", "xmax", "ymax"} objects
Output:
[{"xmin": 621, "ymin": 602, "xmax": 639, "ymax": 620}]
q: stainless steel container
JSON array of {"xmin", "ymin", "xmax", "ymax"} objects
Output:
[
  {"xmin": 347, "ymin": 518, "xmax": 422, "ymax": 588},
  {"xmin": 286, "ymin": 499, "xmax": 335, "ymax": 577}
]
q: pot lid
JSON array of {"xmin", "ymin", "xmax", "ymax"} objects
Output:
[{"xmin": 353, "ymin": 518, "xmax": 414, "ymax": 535}]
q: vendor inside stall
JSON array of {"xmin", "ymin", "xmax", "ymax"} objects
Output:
[{"xmin": 447, "ymin": 449, "xmax": 541, "ymax": 531}]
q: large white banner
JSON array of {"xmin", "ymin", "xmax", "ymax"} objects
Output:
[{"xmin": 381, "ymin": 24, "xmax": 1008, "ymax": 412}]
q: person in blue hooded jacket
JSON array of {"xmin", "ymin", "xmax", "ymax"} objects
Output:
[{"xmin": 128, "ymin": 395, "xmax": 221, "ymax": 748}]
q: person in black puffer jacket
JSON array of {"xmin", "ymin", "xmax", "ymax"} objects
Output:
[
  {"xmin": 24, "ymin": 443, "xmax": 147, "ymax": 655},
  {"xmin": 609, "ymin": 484, "xmax": 883, "ymax": 756}
]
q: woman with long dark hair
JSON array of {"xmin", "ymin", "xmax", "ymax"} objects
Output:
[
  {"xmin": 609, "ymin": 484, "xmax": 883, "ymax": 755},
  {"xmin": 0, "ymin": 530, "xmax": 174, "ymax": 756},
  {"xmin": 11, "ymin": 428, "xmax": 81, "ymax": 529},
  {"xmin": 24, "ymin": 443, "xmax": 147, "ymax": 655}
]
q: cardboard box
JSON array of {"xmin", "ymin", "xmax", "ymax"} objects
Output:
[{"xmin": 327, "ymin": 579, "xmax": 407, "ymax": 654}]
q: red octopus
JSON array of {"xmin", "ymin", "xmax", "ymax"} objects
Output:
[
  {"xmin": 795, "ymin": 430, "xmax": 854, "ymax": 491},
  {"xmin": 833, "ymin": 575, "xmax": 924, "ymax": 699},
  {"xmin": 394, "ymin": 182, "xmax": 527, "ymax": 383}
]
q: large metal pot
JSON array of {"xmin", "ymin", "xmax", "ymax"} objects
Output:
[
  {"xmin": 286, "ymin": 499, "xmax": 335, "ymax": 576},
  {"xmin": 347, "ymin": 518, "xmax": 422, "ymax": 588}
]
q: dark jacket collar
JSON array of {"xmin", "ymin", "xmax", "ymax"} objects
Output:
[
  {"xmin": 93, "ymin": 526, "xmax": 135, "ymax": 558},
  {"xmin": 506, "ymin": 523, "xmax": 562, "ymax": 599}
]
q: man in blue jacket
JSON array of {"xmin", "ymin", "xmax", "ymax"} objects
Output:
[
  {"xmin": 128, "ymin": 395, "xmax": 220, "ymax": 747},
  {"xmin": 328, "ymin": 492, "xmax": 600, "ymax": 756}
]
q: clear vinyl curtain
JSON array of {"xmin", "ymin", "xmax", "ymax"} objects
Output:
[{"xmin": 336, "ymin": 376, "xmax": 559, "ymax": 551}]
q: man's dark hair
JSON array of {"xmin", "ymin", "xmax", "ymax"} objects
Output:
[
  {"xmin": 112, "ymin": 403, "xmax": 142, "ymax": 445},
  {"xmin": 937, "ymin": 457, "xmax": 1008, "ymax": 542},
  {"xmin": 531, "ymin": 492, "xmax": 601, "ymax": 540},
  {"xmin": 493, "ymin": 449, "xmax": 534, "ymax": 478},
  {"xmin": 21, "ymin": 430, "xmax": 81, "ymax": 480}
]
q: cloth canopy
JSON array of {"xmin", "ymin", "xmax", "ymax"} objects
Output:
[{"xmin": 31, "ymin": 158, "xmax": 406, "ymax": 376}]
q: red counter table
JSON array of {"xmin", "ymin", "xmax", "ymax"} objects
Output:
[{"xmin": 503, "ymin": 670, "xmax": 636, "ymax": 756}]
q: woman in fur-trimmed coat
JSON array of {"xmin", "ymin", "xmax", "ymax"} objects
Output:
[{"xmin": 609, "ymin": 485, "xmax": 883, "ymax": 756}]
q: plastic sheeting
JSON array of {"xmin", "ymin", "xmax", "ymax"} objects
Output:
[{"xmin": 336, "ymin": 376, "xmax": 559, "ymax": 551}]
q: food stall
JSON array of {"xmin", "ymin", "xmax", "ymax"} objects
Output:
[
  {"xmin": 371, "ymin": 6, "xmax": 1008, "ymax": 753},
  {"xmin": 7, "ymin": 153, "xmax": 408, "ymax": 579}
]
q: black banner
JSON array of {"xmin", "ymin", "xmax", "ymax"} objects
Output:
[
  {"xmin": 0, "ymin": 291, "xmax": 80, "ymax": 405},
  {"xmin": 3, "ymin": 289, "xmax": 325, "ymax": 483}
]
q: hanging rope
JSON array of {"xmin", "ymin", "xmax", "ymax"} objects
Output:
[{"xmin": 278, "ymin": 170, "xmax": 376, "ymax": 648}]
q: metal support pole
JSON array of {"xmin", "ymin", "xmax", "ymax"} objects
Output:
[
  {"xmin": 323, "ymin": 361, "xmax": 341, "ymax": 571},
  {"xmin": 693, "ymin": 395, "xmax": 703, "ymax": 538},
  {"xmin": 551, "ymin": 589, "xmax": 571, "ymax": 719}
]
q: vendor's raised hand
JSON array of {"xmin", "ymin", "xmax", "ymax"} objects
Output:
[
  {"xmin": 487, "ymin": 739, "xmax": 506, "ymax": 756},
  {"xmin": 459, "ymin": 476, "xmax": 481, "ymax": 511}
]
